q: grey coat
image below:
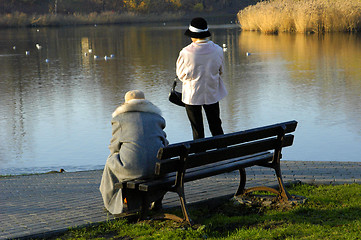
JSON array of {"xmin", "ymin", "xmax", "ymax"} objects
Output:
[{"xmin": 99, "ymin": 99, "xmax": 168, "ymax": 214}]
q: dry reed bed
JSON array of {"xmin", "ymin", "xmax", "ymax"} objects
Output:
[{"xmin": 237, "ymin": 0, "xmax": 361, "ymax": 33}]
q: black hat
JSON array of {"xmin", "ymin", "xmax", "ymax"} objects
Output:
[{"xmin": 184, "ymin": 17, "xmax": 211, "ymax": 38}]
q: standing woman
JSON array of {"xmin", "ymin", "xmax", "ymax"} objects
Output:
[{"xmin": 176, "ymin": 17, "xmax": 228, "ymax": 140}]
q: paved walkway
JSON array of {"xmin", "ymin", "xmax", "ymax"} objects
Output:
[{"xmin": 1, "ymin": 161, "xmax": 360, "ymax": 240}]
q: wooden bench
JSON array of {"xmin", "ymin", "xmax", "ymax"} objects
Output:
[{"xmin": 116, "ymin": 120, "xmax": 298, "ymax": 225}]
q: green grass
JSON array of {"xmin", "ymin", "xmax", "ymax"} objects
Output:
[{"xmin": 49, "ymin": 183, "xmax": 361, "ymax": 239}]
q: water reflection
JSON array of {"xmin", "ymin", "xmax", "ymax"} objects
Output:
[
  {"xmin": 0, "ymin": 24, "xmax": 360, "ymax": 175},
  {"xmin": 229, "ymin": 31, "xmax": 361, "ymax": 162},
  {"xmin": 234, "ymin": 32, "xmax": 361, "ymax": 131}
]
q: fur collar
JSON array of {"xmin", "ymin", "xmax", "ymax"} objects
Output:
[{"xmin": 112, "ymin": 99, "xmax": 162, "ymax": 118}]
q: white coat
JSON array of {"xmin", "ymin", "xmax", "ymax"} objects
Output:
[{"xmin": 176, "ymin": 40, "xmax": 228, "ymax": 105}]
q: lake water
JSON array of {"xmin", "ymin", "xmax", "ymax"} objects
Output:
[{"xmin": 1, "ymin": 22, "xmax": 361, "ymax": 175}]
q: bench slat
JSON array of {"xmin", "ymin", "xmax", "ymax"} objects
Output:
[
  {"xmin": 116, "ymin": 152, "xmax": 271, "ymax": 191},
  {"xmin": 127, "ymin": 179, "xmax": 149, "ymax": 189},
  {"xmin": 139, "ymin": 152, "xmax": 273, "ymax": 192},
  {"xmin": 114, "ymin": 182, "xmax": 126, "ymax": 189},
  {"xmin": 184, "ymin": 153, "xmax": 273, "ymax": 182},
  {"xmin": 156, "ymin": 134, "xmax": 294, "ymax": 176},
  {"xmin": 158, "ymin": 120, "xmax": 297, "ymax": 159},
  {"xmin": 186, "ymin": 135, "xmax": 294, "ymax": 169}
]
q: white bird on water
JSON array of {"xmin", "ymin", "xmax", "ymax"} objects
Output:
[
  {"xmin": 36, "ymin": 43, "xmax": 42, "ymax": 50},
  {"xmin": 25, "ymin": 51, "xmax": 30, "ymax": 55}
]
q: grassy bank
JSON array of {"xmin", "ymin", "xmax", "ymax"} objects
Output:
[
  {"xmin": 237, "ymin": 0, "xmax": 361, "ymax": 33},
  {"xmin": 50, "ymin": 183, "xmax": 361, "ymax": 239},
  {"xmin": 0, "ymin": 11, "xmax": 186, "ymax": 28}
]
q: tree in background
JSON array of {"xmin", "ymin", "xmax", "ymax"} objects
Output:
[
  {"xmin": 0, "ymin": 0, "xmax": 46, "ymax": 13},
  {"xmin": 0, "ymin": 0, "xmax": 244, "ymax": 14}
]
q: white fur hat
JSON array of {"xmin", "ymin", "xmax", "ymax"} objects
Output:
[{"xmin": 124, "ymin": 90, "xmax": 145, "ymax": 103}]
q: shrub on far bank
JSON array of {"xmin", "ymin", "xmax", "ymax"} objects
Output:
[
  {"xmin": 0, "ymin": 12, "xmax": 28, "ymax": 27},
  {"xmin": 0, "ymin": 11, "xmax": 185, "ymax": 28},
  {"xmin": 237, "ymin": 0, "xmax": 361, "ymax": 33}
]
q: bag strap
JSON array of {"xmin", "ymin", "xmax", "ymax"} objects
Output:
[
  {"xmin": 172, "ymin": 77, "xmax": 180, "ymax": 91},
  {"xmin": 172, "ymin": 80, "xmax": 177, "ymax": 91}
]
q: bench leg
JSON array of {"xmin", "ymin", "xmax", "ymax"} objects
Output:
[
  {"xmin": 138, "ymin": 193, "xmax": 188, "ymax": 223},
  {"xmin": 138, "ymin": 194, "xmax": 150, "ymax": 221},
  {"xmin": 151, "ymin": 187, "xmax": 193, "ymax": 225},
  {"xmin": 235, "ymin": 168, "xmax": 246, "ymax": 196},
  {"xmin": 143, "ymin": 187, "xmax": 192, "ymax": 225},
  {"xmin": 235, "ymin": 164, "xmax": 292, "ymax": 202},
  {"xmin": 274, "ymin": 164, "xmax": 292, "ymax": 201},
  {"xmin": 176, "ymin": 186, "xmax": 193, "ymax": 225},
  {"xmin": 241, "ymin": 165, "xmax": 292, "ymax": 201}
]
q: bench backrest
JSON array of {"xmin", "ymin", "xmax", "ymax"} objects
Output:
[{"xmin": 156, "ymin": 120, "xmax": 297, "ymax": 176}]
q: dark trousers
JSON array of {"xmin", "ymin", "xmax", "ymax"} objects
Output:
[{"xmin": 185, "ymin": 102, "xmax": 224, "ymax": 140}]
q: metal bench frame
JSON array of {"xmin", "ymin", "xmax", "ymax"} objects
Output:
[{"xmin": 116, "ymin": 120, "xmax": 298, "ymax": 225}]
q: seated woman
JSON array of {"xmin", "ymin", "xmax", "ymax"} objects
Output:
[{"xmin": 99, "ymin": 90, "xmax": 168, "ymax": 215}]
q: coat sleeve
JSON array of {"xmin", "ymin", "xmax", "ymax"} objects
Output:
[
  {"xmin": 160, "ymin": 117, "xmax": 169, "ymax": 147},
  {"xmin": 108, "ymin": 117, "xmax": 122, "ymax": 154},
  {"xmin": 219, "ymin": 52, "xmax": 224, "ymax": 75},
  {"xmin": 176, "ymin": 51, "xmax": 187, "ymax": 81}
]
